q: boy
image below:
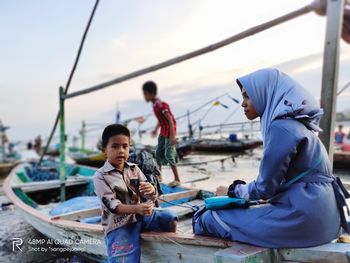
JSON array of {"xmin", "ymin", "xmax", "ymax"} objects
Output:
[
  {"xmin": 142, "ymin": 81, "xmax": 180, "ymax": 186},
  {"xmin": 93, "ymin": 124, "xmax": 177, "ymax": 263},
  {"xmin": 335, "ymin": 124, "xmax": 346, "ymax": 144}
]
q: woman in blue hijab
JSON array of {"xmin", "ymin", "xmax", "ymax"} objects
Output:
[{"xmin": 193, "ymin": 68, "xmax": 349, "ymax": 248}]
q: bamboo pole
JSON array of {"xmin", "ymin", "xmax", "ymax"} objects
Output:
[
  {"xmin": 319, "ymin": 0, "xmax": 344, "ymax": 168},
  {"xmin": 38, "ymin": 0, "xmax": 100, "ymax": 164},
  {"xmin": 64, "ymin": 3, "xmax": 315, "ymax": 100},
  {"xmin": 80, "ymin": 120, "xmax": 86, "ymax": 151},
  {"xmin": 59, "ymin": 86, "xmax": 66, "ymax": 202}
]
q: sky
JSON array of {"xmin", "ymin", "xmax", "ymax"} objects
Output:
[{"xmin": 1, "ymin": 0, "xmax": 350, "ymax": 146}]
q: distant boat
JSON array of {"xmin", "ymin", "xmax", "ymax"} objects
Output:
[
  {"xmin": 0, "ymin": 121, "xmax": 21, "ymax": 178},
  {"xmin": 68, "ymin": 150, "xmax": 106, "ymax": 168},
  {"xmin": 176, "ymin": 138, "xmax": 263, "ymax": 158},
  {"xmin": 0, "ymin": 161, "xmax": 19, "ymax": 178},
  {"xmin": 333, "ymin": 142, "xmax": 350, "ymax": 169}
]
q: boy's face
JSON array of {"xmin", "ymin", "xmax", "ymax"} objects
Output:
[
  {"xmin": 143, "ymin": 91, "xmax": 155, "ymax": 102},
  {"xmin": 103, "ymin": 134, "xmax": 130, "ymax": 170}
]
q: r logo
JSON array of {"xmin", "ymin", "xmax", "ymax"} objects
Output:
[{"xmin": 12, "ymin": 238, "xmax": 23, "ymax": 252}]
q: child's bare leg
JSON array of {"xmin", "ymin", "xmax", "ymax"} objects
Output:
[
  {"xmin": 171, "ymin": 165, "xmax": 180, "ymax": 182},
  {"xmin": 158, "ymin": 165, "xmax": 163, "ymax": 182},
  {"xmin": 170, "ymin": 220, "xmax": 177, "ymax": 232}
]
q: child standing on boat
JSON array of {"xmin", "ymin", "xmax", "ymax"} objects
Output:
[
  {"xmin": 93, "ymin": 124, "xmax": 177, "ymax": 263},
  {"xmin": 142, "ymin": 81, "xmax": 181, "ymax": 186}
]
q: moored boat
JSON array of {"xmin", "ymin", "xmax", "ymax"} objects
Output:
[
  {"xmin": 0, "ymin": 161, "xmax": 19, "ymax": 178},
  {"xmin": 176, "ymin": 138, "xmax": 262, "ymax": 158},
  {"xmin": 4, "ymin": 162, "xmax": 239, "ymax": 262}
]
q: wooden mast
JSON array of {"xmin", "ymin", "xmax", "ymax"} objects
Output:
[
  {"xmin": 59, "ymin": 86, "xmax": 66, "ymax": 202},
  {"xmin": 319, "ymin": 0, "xmax": 345, "ymax": 168}
]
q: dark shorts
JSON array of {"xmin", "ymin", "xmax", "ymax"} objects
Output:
[
  {"xmin": 156, "ymin": 136, "xmax": 178, "ymax": 166},
  {"xmin": 105, "ymin": 209, "xmax": 177, "ymax": 263}
]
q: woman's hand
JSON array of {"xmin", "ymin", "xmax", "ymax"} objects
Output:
[
  {"xmin": 135, "ymin": 202, "xmax": 153, "ymax": 216},
  {"xmin": 151, "ymin": 129, "xmax": 157, "ymax": 138},
  {"xmin": 216, "ymin": 186, "xmax": 229, "ymax": 196},
  {"xmin": 258, "ymin": 199, "xmax": 269, "ymax": 204},
  {"xmin": 139, "ymin": 182, "xmax": 155, "ymax": 196}
]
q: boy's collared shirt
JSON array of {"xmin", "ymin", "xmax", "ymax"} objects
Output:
[{"xmin": 93, "ymin": 160, "xmax": 157, "ymax": 235}]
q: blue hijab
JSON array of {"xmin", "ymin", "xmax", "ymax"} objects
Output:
[{"xmin": 236, "ymin": 68, "xmax": 323, "ymax": 139}]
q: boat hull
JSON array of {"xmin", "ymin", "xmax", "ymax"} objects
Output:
[
  {"xmin": 3, "ymin": 164, "xmax": 233, "ymax": 262},
  {"xmin": 334, "ymin": 151, "xmax": 350, "ymax": 169},
  {"xmin": 0, "ymin": 162, "xmax": 18, "ymax": 178},
  {"xmin": 177, "ymin": 139, "xmax": 262, "ymax": 158},
  {"xmin": 69, "ymin": 152, "xmax": 106, "ymax": 168}
]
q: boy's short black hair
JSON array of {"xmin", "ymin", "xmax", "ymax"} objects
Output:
[
  {"xmin": 142, "ymin": 81, "xmax": 157, "ymax": 95},
  {"xmin": 102, "ymin": 124, "xmax": 130, "ymax": 148}
]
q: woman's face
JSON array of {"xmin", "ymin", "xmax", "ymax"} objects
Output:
[{"xmin": 241, "ymin": 88, "xmax": 259, "ymax": 120}]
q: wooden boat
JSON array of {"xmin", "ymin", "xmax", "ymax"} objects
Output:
[
  {"xmin": 333, "ymin": 143, "xmax": 350, "ymax": 170},
  {"xmin": 5, "ymin": 162, "xmax": 350, "ymax": 262},
  {"xmin": 4, "ymin": 162, "xmax": 234, "ymax": 262},
  {"xmin": 177, "ymin": 138, "xmax": 263, "ymax": 158},
  {"xmin": 334, "ymin": 151, "xmax": 350, "ymax": 170},
  {"xmin": 0, "ymin": 161, "xmax": 19, "ymax": 178},
  {"xmin": 68, "ymin": 151, "xmax": 106, "ymax": 168}
]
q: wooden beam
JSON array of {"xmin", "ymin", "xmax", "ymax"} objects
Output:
[
  {"xmin": 279, "ymin": 243, "xmax": 350, "ymax": 263},
  {"xmin": 141, "ymin": 231, "xmax": 235, "ymax": 248},
  {"xmin": 319, "ymin": 0, "xmax": 345, "ymax": 168},
  {"xmin": 13, "ymin": 177, "xmax": 90, "ymax": 193},
  {"xmin": 51, "ymin": 207, "xmax": 100, "ymax": 221},
  {"xmin": 157, "ymin": 189, "xmax": 199, "ymax": 204},
  {"xmin": 162, "ymin": 199, "xmax": 205, "ymax": 217}
]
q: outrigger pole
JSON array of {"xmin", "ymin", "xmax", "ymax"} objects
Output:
[
  {"xmin": 59, "ymin": 87, "xmax": 66, "ymax": 201},
  {"xmin": 63, "ymin": 3, "xmax": 316, "ymax": 100},
  {"xmin": 319, "ymin": 0, "xmax": 345, "ymax": 168}
]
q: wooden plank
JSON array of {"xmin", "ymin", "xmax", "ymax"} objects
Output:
[
  {"xmin": 141, "ymin": 239, "xmax": 219, "ymax": 263},
  {"xmin": 141, "ymin": 231, "xmax": 234, "ymax": 248},
  {"xmin": 162, "ymin": 199, "xmax": 205, "ymax": 217},
  {"xmin": 12, "ymin": 177, "xmax": 90, "ymax": 193},
  {"xmin": 214, "ymin": 245, "xmax": 273, "ymax": 263},
  {"xmin": 158, "ymin": 189, "xmax": 199, "ymax": 204},
  {"xmin": 319, "ymin": 0, "xmax": 345, "ymax": 166},
  {"xmin": 50, "ymin": 207, "xmax": 101, "ymax": 221},
  {"xmin": 278, "ymin": 243, "xmax": 350, "ymax": 263}
]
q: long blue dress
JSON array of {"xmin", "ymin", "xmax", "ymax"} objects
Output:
[{"xmin": 193, "ymin": 119, "xmax": 343, "ymax": 248}]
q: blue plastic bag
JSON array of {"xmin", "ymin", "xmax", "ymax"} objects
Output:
[{"xmin": 205, "ymin": 196, "xmax": 252, "ymax": 210}]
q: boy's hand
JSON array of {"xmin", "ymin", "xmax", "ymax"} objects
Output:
[
  {"xmin": 135, "ymin": 202, "xmax": 153, "ymax": 216},
  {"xmin": 151, "ymin": 129, "xmax": 157, "ymax": 138},
  {"xmin": 139, "ymin": 182, "xmax": 155, "ymax": 196},
  {"xmin": 169, "ymin": 136, "xmax": 177, "ymax": 145}
]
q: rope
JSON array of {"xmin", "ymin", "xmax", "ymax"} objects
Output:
[
  {"xmin": 64, "ymin": 3, "xmax": 314, "ymax": 100},
  {"xmin": 337, "ymin": 81, "xmax": 350, "ymax": 96},
  {"xmin": 39, "ymin": 0, "xmax": 100, "ymax": 164},
  {"xmin": 176, "ymin": 93, "xmax": 231, "ymax": 120},
  {"xmin": 156, "ymin": 197, "xmax": 200, "ymax": 211}
]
